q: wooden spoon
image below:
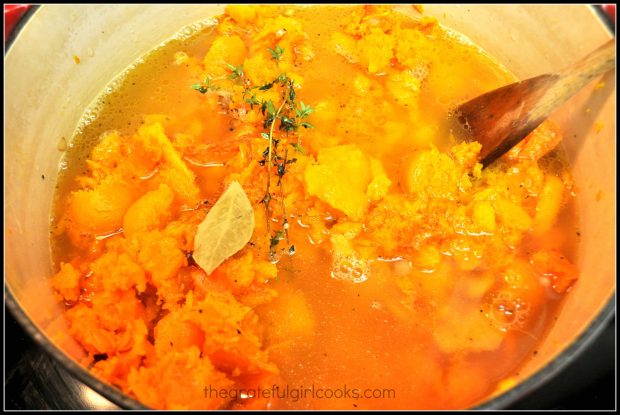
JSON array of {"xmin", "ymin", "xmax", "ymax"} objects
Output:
[{"xmin": 455, "ymin": 39, "xmax": 615, "ymax": 167}]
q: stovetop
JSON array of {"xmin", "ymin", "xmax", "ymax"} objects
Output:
[{"xmin": 4, "ymin": 305, "xmax": 615, "ymax": 410}]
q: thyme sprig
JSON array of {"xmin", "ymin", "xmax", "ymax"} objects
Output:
[
  {"xmin": 192, "ymin": 50, "xmax": 314, "ymax": 261},
  {"xmin": 268, "ymin": 45, "xmax": 285, "ymax": 60},
  {"xmin": 252, "ymin": 74, "xmax": 315, "ymax": 260},
  {"xmin": 191, "ymin": 77, "xmax": 219, "ymax": 94},
  {"xmin": 251, "ymin": 76, "xmax": 314, "ymax": 135},
  {"xmin": 227, "ymin": 63, "xmax": 244, "ymax": 80}
]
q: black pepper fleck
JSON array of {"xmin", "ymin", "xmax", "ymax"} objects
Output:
[{"xmin": 186, "ymin": 252, "xmax": 197, "ymax": 266}]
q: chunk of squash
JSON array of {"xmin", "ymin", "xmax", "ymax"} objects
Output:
[
  {"xmin": 534, "ymin": 174, "xmax": 565, "ymax": 235},
  {"xmin": 305, "ymin": 144, "xmax": 372, "ymax": 220},
  {"xmin": 203, "ymin": 35, "xmax": 247, "ymax": 78},
  {"xmin": 127, "ymin": 346, "xmax": 234, "ymax": 410},
  {"xmin": 135, "ymin": 122, "xmax": 200, "ymax": 207},
  {"xmin": 243, "ymin": 53, "xmax": 279, "ymax": 86},
  {"xmin": 90, "ymin": 251, "xmax": 147, "ymax": 294},
  {"xmin": 68, "ymin": 176, "xmax": 137, "ymax": 235},
  {"xmin": 127, "ymin": 231, "xmax": 187, "ymax": 306},
  {"xmin": 386, "ymin": 70, "xmax": 421, "ymax": 106},
  {"xmin": 52, "ymin": 263, "xmax": 82, "ymax": 302},
  {"xmin": 530, "ymin": 250, "xmax": 578, "ymax": 294},
  {"xmin": 471, "ymin": 200, "xmax": 496, "ymax": 233},
  {"xmin": 357, "ymin": 28, "xmax": 394, "ymax": 73},
  {"xmin": 331, "ymin": 32, "xmax": 359, "ymax": 64},
  {"xmin": 225, "ymin": 5, "xmax": 257, "ymax": 25},
  {"xmin": 154, "ymin": 312, "xmax": 205, "ymax": 357},
  {"xmin": 493, "ymin": 198, "xmax": 532, "ymax": 232},
  {"xmin": 406, "ymin": 147, "xmax": 459, "ymax": 199},
  {"xmin": 123, "ymin": 183, "xmax": 174, "ymax": 238}
]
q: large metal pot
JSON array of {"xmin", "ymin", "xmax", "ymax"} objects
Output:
[{"xmin": 5, "ymin": 5, "xmax": 615, "ymax": 409}]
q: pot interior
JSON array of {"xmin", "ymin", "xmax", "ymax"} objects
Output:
[{"xmin": 5, "ymin": 4, "xmax": 615, "ymax": 408}]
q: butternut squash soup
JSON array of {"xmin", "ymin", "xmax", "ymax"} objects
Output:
[{"xmin": 50, "ymin": 5, "xmax": 579, "ymax": 410}]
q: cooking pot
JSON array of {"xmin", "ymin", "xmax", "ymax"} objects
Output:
[{"xmin": 5, "ymin": 4, "xmax": 616, "ymax": 409}]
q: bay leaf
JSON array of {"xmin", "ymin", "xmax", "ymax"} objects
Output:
[{"xmin": 193, "ymin": 181, "xmax": 254, "ymax": 275}]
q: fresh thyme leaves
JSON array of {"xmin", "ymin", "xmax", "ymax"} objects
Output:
[
  {"xmin": 253, "ymin": 76, "xmax": 300, "ymax": 260},
  {"xmin": 264, "ymin": 100, "xmax": 276, "ymax": 116},
  {"xmin": 288, "ymin": 83, "xmax": 296, "ymax": 101},
  {"xmin": 254, "ymin": 83, "xmax": 315, "ymax": 134},
  {"xmin": 277, "ymin": 149, "xmax": 291, "ymax": 250},
  {"xmin": 191, "ymin": 84, "xmax": 209, "ymax": 94},
  {"xmin": 263, "ymin": 98, "xmax": 287, "ymax": 239},
  {"xmin": 245, "ymin": 94, "xmax": 260, "ymax": 108},
  {"xmin": 268, "ymin": 45, "xmax": 285, "ymax": 60},
  {"xmin": 191, "ymin": 78, "xmax": 218, "ymax": 94},
  {"xmin": 250, "ymin": 73, "xmax": 315, "ymax": 260},
  {"xmin": 190, "ymin": 46, "xmax": 315, "ymax": 262},
  {"xmin": 296, "ymin": 101, "xmax": 314, "ymax": 118},
  {"xmin": 279, "ymin": 115, "xmax": 297, "ymax": 132},
  {"xmin": 227, "ymin": 63, "xmax": 244, "ymax": 80},
  {"xmin": 291, "ymin": 142, "xmax": 306, "ymax": 154}
]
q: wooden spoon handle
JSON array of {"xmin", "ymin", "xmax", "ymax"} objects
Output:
[
  {"xmin": 560, "ymin": 38, "xmax": 616, "ymax": 82},
  {"xmin": 530, "ymin": 39, "xmax": 615, "ymax": 122}
]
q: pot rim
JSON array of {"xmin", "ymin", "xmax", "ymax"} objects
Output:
[{"xmin": 4, "ymin": 4, "xmax": 616, "ymax": 410}]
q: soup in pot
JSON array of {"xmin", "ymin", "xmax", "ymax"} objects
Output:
[{"xmin": 50, "ymin": 5, "xmax": 579, "ymax": 409}]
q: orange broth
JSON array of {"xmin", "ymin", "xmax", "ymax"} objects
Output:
[{"xmin": 51, "ymin": 5, "xmax": 580, "ymax": 410}]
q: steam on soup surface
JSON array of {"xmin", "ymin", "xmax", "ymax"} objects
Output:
[{"xmin": 51, "ymin": 5, "xmax": 579, "ymax": 410}]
